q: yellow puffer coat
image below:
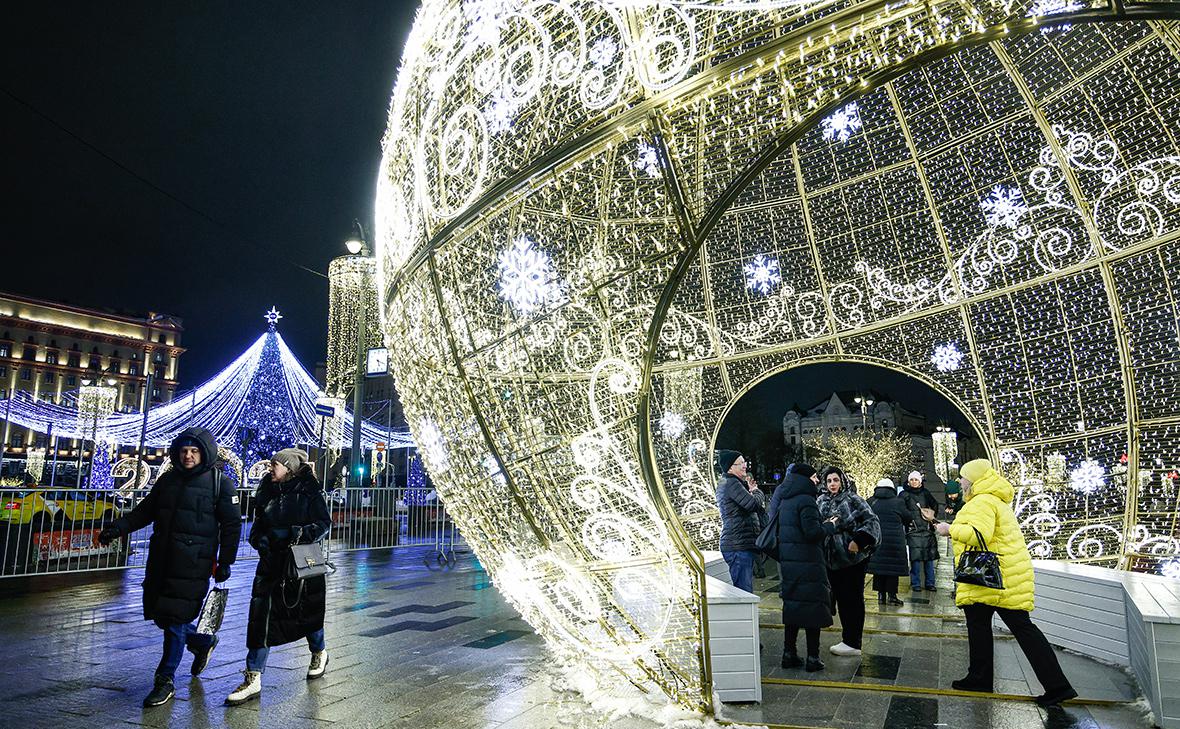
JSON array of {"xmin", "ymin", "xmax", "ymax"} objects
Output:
[{"xmin": 950, "ymin": 463, "xmax": 1034, "ymax": 612}]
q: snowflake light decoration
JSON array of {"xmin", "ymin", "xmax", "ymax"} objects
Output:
[
  {"xmin": 497, "ymin": 234, "xmax": 563, "ymax": 314},
  {"xmin": 659, "ymin": 412, "xmax": 687, "ymax": 439},
  {"xmin": 931, "ymin": 342, "xmax": 965, "ymax": 372},
  {"xmin": 485, "ymin": 92, "xmax": 518, "ymax": 134},
  {"xmin": 821, "ymin": 102, "xmax": 862, "ymax": 142},
  {"xmin": 1162, "ymin": 559, "xmax": 1180, "ymax": 580},
  {"xmin": 981, "ymin": 185, "xmax": 1029, "ymax": 229},
  {"xmin": 1029, "ymin": 0, "xmax": 1083, "ymax": 32},
  {"xmin": 743, "ymin": 254, "xmax": 781, "ymax": 295},
  {"xmin": 635, "ymin": 140, "xmax": 661, "ymax": 177},
  {"xmin": 589, "ymin": 37, "xmax": 618, "ymax": 67},
  {"xmin": 1069, "ymin": 459, "xmax": 1105, "ymax": 495},
  {"xmin": 264, "ymin": 307, "xmax": 283, "ymax": 328}
]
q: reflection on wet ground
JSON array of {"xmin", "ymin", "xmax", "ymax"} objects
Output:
[{"xmin": 0, "ymin": 547, "xmax": 1154, "ymax": 728}]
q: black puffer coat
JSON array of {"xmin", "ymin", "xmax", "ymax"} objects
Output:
[
  {"xmin": 867, "ymin": 485, "xmax": 912, "ymax": 577},
  {"xmin": 769, "ymin": 470, "xmax": 836, "ymax": 628},
  {"xmin": 111, "ymin": 427, "xmax": 241, "ymax": 625},
  {"xmin": 716, "ymin": 474, "xmax": 764, "ymax": 553},
  {"xmin": 902, "ymin": 484, "xmax": 941, "ymax": 562},
  {"xmin": 247, "ymin": 464, "xmax": 332, "ymax": 649}
]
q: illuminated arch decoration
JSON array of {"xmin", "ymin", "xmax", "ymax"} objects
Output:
[{"xmin": 378, "ymin": 0, "xmax": 1180, "ymax": 712}]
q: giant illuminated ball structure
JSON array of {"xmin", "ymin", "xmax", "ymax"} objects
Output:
[{"xmin": 378, "ymin": 0, "xmax": 1180, "ymax": 710}]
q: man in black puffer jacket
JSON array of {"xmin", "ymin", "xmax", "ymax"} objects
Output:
[
  {"xmin": 99, "ymin": 427, "xmax": 241, "ymax": 708},
  {"xmin": 714, "ymin": 450, "xmax": 764, "ymax": 593}
]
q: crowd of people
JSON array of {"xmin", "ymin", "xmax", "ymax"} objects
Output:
[
  {"xmin": 97, "ymin": 427, "xmax": 331, "ymax": 708},
  {"xmin": 714, "ymin": 451, "xmax": 1078, "ymax": 708}
]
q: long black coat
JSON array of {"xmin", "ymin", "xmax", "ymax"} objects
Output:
[
  {"xmin": 247, "ymin": 464, "xmax": 332, "ymax": 649},
  {"xmin": 902, "ymin": 485, "xmax": 940, "ymax": 562},
  {"xmin": 769, "ymin": 471, "xmax": 836, "ymax": 629},
  {"xmin": 112, "ymin": 427, "xmax": 241, "ymax": 625},
  {"xmin": 866, "ymin": 485, "xmax": 912, "ymax": 577},
  {"xmin": 716, "ymin": 474, "xmax": 764, "ymax": 553}
]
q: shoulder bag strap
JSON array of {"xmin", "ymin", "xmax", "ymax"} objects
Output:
[{"xmin": 971, "ymin": 526, "xmax": 989, "ymax": 552}]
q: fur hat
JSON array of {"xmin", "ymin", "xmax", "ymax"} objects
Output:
[
  {"xmin": 715, "ymin": 449, "xmax": 742, "ymax": 475},
  {"xmin": 271, "ymin": 448, "xmax": 309, "ymax": 473}
]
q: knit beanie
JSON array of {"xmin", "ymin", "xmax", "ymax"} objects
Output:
[
  {"xmin": 944, "ymin": 480, "xmax": 962, "ymax": 495},
  {"xmin": 272, "ymin": 448, "xmax": 309, "ymax": 472},
  {"xmin": 907, "ymin": 470, "xmax": 923, "ymax": 483},
  {"xmin": 876, "ymin": 477, "xmax": 895, "ymax": 490},
  {"xmin": 789, "ymin": 463, "xmax": 817, "ymax": 479},
  {"xmin": 715, "ymin": 449, "xmax": 742, "ymax": 475},
  {"xmin": 960, "ymin": 459, "xmax": 992, "ymax": 484}
]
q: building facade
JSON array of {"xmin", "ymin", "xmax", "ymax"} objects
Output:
[{"xmin": 0, "ymin": 291, "xmax": 184, "ymax": 451}]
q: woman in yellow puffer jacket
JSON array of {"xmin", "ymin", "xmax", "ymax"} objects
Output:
[{"xmin": 934, "ymin": 459, "xmax": 1077, "ymax": 708}]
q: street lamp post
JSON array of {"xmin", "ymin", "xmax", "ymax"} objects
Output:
[
  {"xmin": 853, "ymin": 395, "xmax": 875, "ymax": 430},
  {"xmin": 345, "ymin": 220, "xmax": 370, "ymax": 488}
]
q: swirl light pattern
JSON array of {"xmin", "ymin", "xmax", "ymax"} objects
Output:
[{"xmin": 378, "ymin": 0, "xmax": 1180, "ymax": 712}]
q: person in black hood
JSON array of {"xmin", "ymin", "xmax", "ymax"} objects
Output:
[
  {"xmin": 866, "ymin": 478, "xmax": 913, "ymax": 606},
  {"xmin": 769, "ymin": 462, "xmax": 836, "ymax": 672},
  {"xmin": 817, "ymin": 467, "xmax": 880, "ymax": 657},
  {"xmin": 227, "ymin": 448, "xmax": 332, "ymax": 706},
  {"xmin": 99, "ymin": 427, "xmax": 241, "ymax": 708},
  {"xmin": 714, "ymin": 449, "xmax": 765, "ymax": 593}
]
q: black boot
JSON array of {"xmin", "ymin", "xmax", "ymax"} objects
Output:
[
  {"xmin": 951, "ymin": 676, "xmax": 992, "ymax": 693},
  {"xmin": 805, "ymin": 656, "xmax": 825, "ymax": 672},
  {"xmin": 1035, "ymin": 686, "xmax": 1078, "ymax": 708},
  {"xmin": 190, "ymin": 634, "xmax": 218, "ymax": 677},
  {"xmin": 781, "ymin": 650, "xmax": 803, "ymax": 669},
  {"xmin": 143, "ymin": 675, "xmax": 175, "ymax": 707},
  {"xmin": 878, "ymin": 592, "xmax": 887, "ymax": 605},
  {"xmin": 888, "ymin": 594, "xmax": 904, "ymax": 606}
]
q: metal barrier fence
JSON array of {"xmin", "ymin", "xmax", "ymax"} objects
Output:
[{"xmin": 0, "ymin": 486, "xmax": 460, "ymax": 578}]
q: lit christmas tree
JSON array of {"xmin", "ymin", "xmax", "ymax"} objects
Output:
[
  {"xmin": 233, "ymin": 321, "xmax": 296, "ymax": 466},
  {"xmin": 405, "ymin": 454, "xmax": 431, "ymax": 506},
  {"xmin": 90, "ymin": 442, "xmax": 114, "ymax": 490}
]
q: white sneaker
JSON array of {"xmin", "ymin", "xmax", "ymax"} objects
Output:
[
  {"xmin": 226, "ymin": 670, "xmax": 262, "ymax": 705},
  {"xmin": 830, "ymin": 642, "xmax": 862, "ymax": 657},
  {"xmin": 307, "ymin": 650, "xmax": 329, "ymax": 680}
]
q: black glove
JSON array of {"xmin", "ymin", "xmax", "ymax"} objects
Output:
[
  {"xmin": 256, "ymin": 535, "xmax": 270, "ymax": 558},
  {"xmin": 98, "ymin": 525, "xmax": 120, "ymax": 545},
  {"xmin": 214, "ymin": 564, "xmax": 231, "ymax": 582}
]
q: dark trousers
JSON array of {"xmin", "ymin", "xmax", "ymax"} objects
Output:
[
  {"xmin": 721, "ymin": 550, "xmax": 756, "ymax": 593},
  {"xmin": 783, "ymin": 622, "xmax": 821, "ymax": 658},
  {"xmin": 829, "ymin": 562, "xmax": 867, "ymax": 649},
  {"xmin": 963, "ymin": 604, "xmax": 1073, "ymax": 693},
  {"xmin": 155, "ymin": 621, "xmax": 214, "ymax": 680},
  {"xmin": 872, "ymin": 575, "xmax": 899, "ymax": 594}
]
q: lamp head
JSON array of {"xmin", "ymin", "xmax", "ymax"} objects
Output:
[{"xmin": 345, "ymin": 238, "xmax": 364, "ymax": 255}]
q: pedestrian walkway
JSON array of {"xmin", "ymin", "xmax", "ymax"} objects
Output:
[{"xmin": 0, "ymin": 546, "xmax": 1156, "ymax": 728}]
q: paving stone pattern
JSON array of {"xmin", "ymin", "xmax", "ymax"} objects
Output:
[{"xmin": 0, "ymin": 546, "xmax": 1157, "ymax": 729}]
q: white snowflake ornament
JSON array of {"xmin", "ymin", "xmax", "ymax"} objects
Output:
[
  {"xmin": 822, "ymin": 102, "xmax": 862, "ymax": 143},
  {"xmin": 743, "ymin": 254, "xmax": 781, "ymax": 295},
  {"xmin": 931, "ymin": 343, "xmax": 965, "ymax": 372},
  {"xmin": 635, "ymin": 140, "xmax": 661, "ymax": 177},
  {"xmin": 1069, "ymin": 459, "xmax": 1105, "ymax": 495},
  {"xmin": 659, "ymin": 412, "xmax": 687, "ymax": 439},
  {"xmin": 589, "ymin": 37, "xmax": 618, "ymax": 67},
  {"xmin": 981, "ymin": 185, "xmax": 1029, "ymax": 229},
  {"xmin": 497, "ymin": 235, "xmax": 564, "ymax": 314}
]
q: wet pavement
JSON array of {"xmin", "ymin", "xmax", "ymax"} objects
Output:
[{"xmin": 0, "ymin": 546, "xmax": 1157, "ymax": 729}]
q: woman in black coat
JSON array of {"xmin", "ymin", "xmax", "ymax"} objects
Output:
[
  {"xmin": 817, "ymin": 467, "xmax": 880, "ymax": 657},
  {"xmin": 769, "ymin": 463, "xmax": 836, "ymax": 672},
  {"xmin": 227, "ymin": 449, "xmax": 332, "ymax": 705},
  {"xmin": 902, "ymin": 471, "xmax": 941, "ymax": 591},
  {"xmin": 867, "ymin": 478, "xmax": 913, "ymax": 606}
]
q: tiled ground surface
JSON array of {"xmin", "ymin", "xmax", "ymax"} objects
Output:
[{"xmin": 0, "ymin": 545, "xmax": 1157, "ymax": 729}]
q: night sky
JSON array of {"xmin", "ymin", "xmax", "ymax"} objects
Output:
[{"xmin": 3, "ymin": 2, "xmax": 415, "ymax": 383}]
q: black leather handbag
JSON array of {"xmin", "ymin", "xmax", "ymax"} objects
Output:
[
  {"xmin": 954, "ymin": 527, "xmax": 1004, "ymax": 589},
  {"xmin": 755, "ymin": 515, "xmax": 778, "ymax": 559}
]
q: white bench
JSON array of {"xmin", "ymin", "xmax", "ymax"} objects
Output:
[
  {"xmin": 705, "ymin": 574, "xmax": 762, "ymax": 703},
  {"xmin": 1029, "ymin": 561, "xmax": 1180, "ymax": 728}
]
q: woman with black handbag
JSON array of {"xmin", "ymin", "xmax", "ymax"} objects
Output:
[
  {"xmin": 935, "ymin": 459, "xmax": 1076, "ymax": 708},
  {"xmin": 817, "ymin": 467, "xmax": 879, "ymax": 657},
  {"xmin": 227, "ymin": 449, "xmax": 332, "ymax": 705}
]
